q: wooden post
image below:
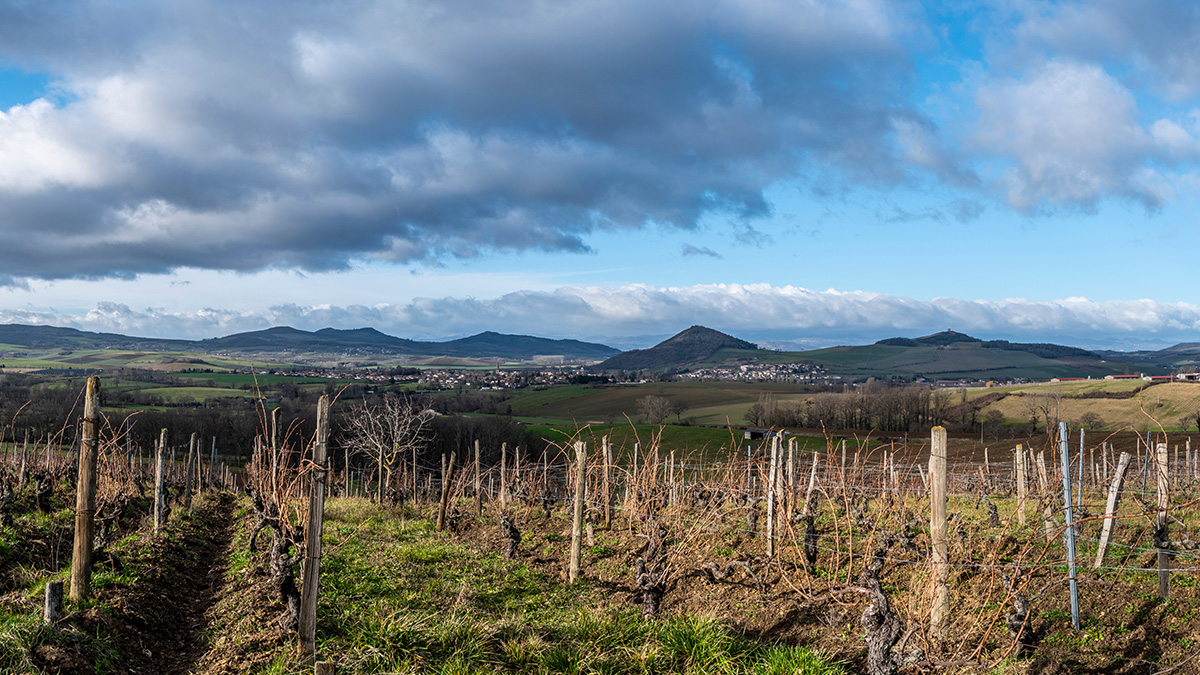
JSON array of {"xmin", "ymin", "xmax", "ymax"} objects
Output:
[
  {"xmin": 569, "ymin": 441, "xmax": 586, "ymax": 583},
  {"xmin": 1077, "ymin": 429, "xmax": 1085, "ymax": 511},
  {"xmin": 930, "ymin": 426, "xmax": 949, "ymax": 639},
  {"xmin": 1057, "ymin": 422, "xmax": 1080, "ymax": 630},
  {"xmin": 500, "ymin": 442, "xmax": 508, "ymax": 510},
  {"xmin": 602, "ymin": 436, "xmax": 612, "ymax": 529},
  {"xmin": 787, "ymin": 437, "xmax": 796, "ymax": 516},
  {"xmin": 669, "ymin": 450, "xmax": 676, "ymax": 507},
  {"xmin": 210, "ymin": 437, "xmax": 218, "ymax": 489},
  {"xmin": 803, "ymin": 452, "xmax": 818, "ymax": 515},
  {"xmin": 1015, "ymin": 445, "xmax": 1027, "ymax": 526},
  {"xmin": 44, "ymin": 581, "xmax": 63, "ymax": 625},
  {"xmin": 514, "ymin": 445, "xmax": 522, "ymax": 505},
  {"xmin": 436, "ymin": 451, "xmax": 457, "ymax": 532},
  {"xmin": 154, "ymin": 429, "xmax": 167, "ymax": 532},
  {"xmin": 18, "ymin": 429, "xmax": 27, "ymax": 487},
  {"xmin": 299, "ymin": 395, "xmax": 330, "ymax": 656},
  {"xmin": 185, "ymin": 432, "xmax": 196, "ymax": 510},
  {"xmin": 1156, "ymin": 442, "xmax": 1170, "ymax": 599},
  {"xmin": 474, "ymin": 439, "xmax": 482, "ymax": 517},
  {"xmin": 1094, "ymin": 452, "xmax": 1131, "ymax": 568},
  {"xmin": 767, "ymin": 435, "xmax": 778, "ymax": 557},
  {"xmin": 271, "ymin": 407, "xmax": 281, "ymax": 497},
  {"xmin": 70, "ymin": 376, "xmax": 101, "ymax": 602}
]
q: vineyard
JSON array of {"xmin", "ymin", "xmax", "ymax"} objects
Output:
[{"xmin": 1, "ymin": 378, "xmax": 1199, "ymax": 674}]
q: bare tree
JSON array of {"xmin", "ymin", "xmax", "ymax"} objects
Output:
[
  {"xmin": 343, "ymin": 397, "xmax": 432, "ymax": 502},
  {"xmin": 1080, "ymin": 411, "xmax": 1105, "ymax": 431},
  {"xmin": 637, "ymin": 395, "xmax": 674, "ymax": 425}
]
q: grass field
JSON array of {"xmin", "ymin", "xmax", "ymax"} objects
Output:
[
  {"xmin": 506, "ymin": 382, "xmax": 812, "ymax": 426},
  {"xmin": 981, "ymin": 381, "xmax": 1200, "ymax": 431}
]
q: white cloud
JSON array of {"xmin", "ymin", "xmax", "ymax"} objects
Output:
[
  {"xmin": 9, "ymin": 285, "xmax": 1200, "ymax": 350},
  {"xmin": 972, "ymin": 60, "xmax": 1170, "ymax": 211}
]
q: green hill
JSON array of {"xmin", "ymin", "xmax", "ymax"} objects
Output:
[{"xmin": 596, "ymin": 326, "xmax": 757, "ymax": 371}]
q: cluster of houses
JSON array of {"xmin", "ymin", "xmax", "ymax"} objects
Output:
[{"xmin": 676, "ymin": 362, "xmax": 832, "ymax": 383}]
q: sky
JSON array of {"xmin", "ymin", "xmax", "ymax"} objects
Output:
[{"xmin": 2, "ymin": 0, "xmax": 1200, "ymax": 351}]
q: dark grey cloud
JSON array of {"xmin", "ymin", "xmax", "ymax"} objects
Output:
[
  {"xmin": 0, "ymin": 0, "xmax": 938, "ymax": 282},
  {"xmin": 681, "ymin": 244, "xmax": 721, "ymax": 259}
]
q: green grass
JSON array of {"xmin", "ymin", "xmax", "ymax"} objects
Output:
[{"xmin": 298, "ymin": 498, "xmax": 845, "ymax": 675}]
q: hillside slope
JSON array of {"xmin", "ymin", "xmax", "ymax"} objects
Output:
[{"xmin": 596, "ymin": 325, "xmax": 756, "ymax": 370}]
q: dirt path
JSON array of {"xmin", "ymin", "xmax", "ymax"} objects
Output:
[{"xmin": 93, "ymin": 493, "xmax": 238, "ymax": 675}]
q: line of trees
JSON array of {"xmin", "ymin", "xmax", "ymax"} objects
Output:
[{"xmin": 744, "ymin": 382, "xmax": 944, "ymax": 432}]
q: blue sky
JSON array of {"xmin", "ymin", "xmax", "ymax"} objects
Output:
[{"xmin": 2, "ymin": 0, "xmax": 1200, "ymax": 350}]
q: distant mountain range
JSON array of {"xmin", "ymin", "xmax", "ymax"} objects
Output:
[
  {"xmin": 0, "ymin": 324, "xmax": 619, "ymax": 361},
  {"xmin": 1, "ymin": 322, "xmax": 1194, "ymax": 379},
  {"xmin": 595, "ymin": 327, "xmax": 1168, "ymax": 380},
  {"xmin": 1095, "ymin": 343, "xmax": 1200, "ymax": 369}
]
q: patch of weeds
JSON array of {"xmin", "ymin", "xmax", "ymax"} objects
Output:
[
  {"xmin": 1040, "ymin": 609, "xmax": 1071, "ymax": 622},
  {"xmin": 587, "ymin": 545, "xmax": 615, "ymax": 557},
  {"xmin": 544, "ymin": 533, "xmax": 567, "ymax": 543}
]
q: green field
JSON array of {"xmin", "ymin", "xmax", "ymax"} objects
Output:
[{"xmin": 506, "ymin": 381, "xmax": 811, "ymax": 426}]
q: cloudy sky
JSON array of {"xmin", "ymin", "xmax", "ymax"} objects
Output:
[{"xmin": 2, "ymin": 0, "xmax": 1200, "ymax": 350}]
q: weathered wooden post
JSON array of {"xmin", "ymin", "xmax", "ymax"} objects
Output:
[
  {"xmin": 299, "ymin": 395, "xmax": 330, "ymax": 657},
  {"xmin": 44, "ymin": 581, "xmax": 63, "ymax": 625},
  {"xmin": 474, "ymin": 439, "xmax": 482, "ymax": 517},
  {"xmin": 1156, "ymin": 442, "xmax": 1170, "ymax": 599},
  {"xmin": 18, "ymin": 429, "xmax": 28, "ymax": 487},
  {"xmin": 271, "ymin": 407, "xmax": 281, "ymax": 496},
  {"xmin": 602, "ymin": 436, "xmax": 612, "ymax": 529},
  {"xmin": 411, "ymin": 446, "xmax": 418, "ymax": 502},
  {"xmin": 930, "ymin": 426, "xmax": 949, "ymax": 640},
  {"xmin": 435, "ymin": 450, "xmax": 457, "ymax": 532},
  {"xmin": 803, "ymin": 452, "xmax": 818, "ymax": 515},
  {"xmin": 569, "ymin": 441, "xmax": 586, "ymax": 583},
  {"xmin": 1057, "ymin": 422, "xmax": 1080, "ymax": 630},
  {"xmin": 1015, "ymin": 444, "xmax": 1027, "ymax": 526},
  {"xmin": 787, "ymin": 437, "xmax": 796, "ymax": 516},
  {"xmin": 184, "ymin": 432, "xmax": 196, "ymax": 510},
  {"xmin": 154, "ymin": 429, "xmax": 167, "ymax": 532},
  {"xmin": 1077, "ymin": 429, "xmax": 1085, "ymax": 510},
  {"xmin": 210, "ymin": 437, "xmax": 218, "ymax": 489},
  {"xmin": 500, "ymin": 442, "xmax": 508, "ymax": 510},
  {"xmin": 766, "ymin": 435, "xmax": 778, "ymax": 558},
  {"xmin": 1094, "ymin": 452, "xmax": 1131, "ymax": 568},
  {"xmin": 70, "ymin": 376, "xmax": 100, "ymax": 602}
]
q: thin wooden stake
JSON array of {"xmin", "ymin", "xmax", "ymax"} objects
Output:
[
  {"xmin": 500, "ymin": 442, "xmax": 508, "ymax": 510},
  {"xmin": 1094, "ymin": 452, "xmax": 1132, "ymax": 569},
  {"xmin": 930, "ymin": 426, "xmax": 949, "ymax": 639},
  {"xmin": 766, "ymin": 436, "xmax": 778, "ymax": 558},
  {"xmin": 299, "ymin": 395, "xmax": 331, "ymax": 656},
  {"xmin": 1015, "ymin": 444, "xmax": 1027, "ymax": 526},
  {"xmin": 436, "ymin": 451, "xmax": 457, "ymax": 532},
  {"xmin": 1156, "ymin": 442, "xmax": 1171, "ymax": 599},
  {"xmin": 474, "ymin": 439, "xmax": 482, "ymax": 517},
  {"xmin": 154, "ymin": 429, "xmax": 167, "ymax": 532},
  {"xmin": 569, "ymin": 441, "xmax": 586, "ymax": 583},
  {"xmin": 70, "ymin": 376, "xmax": 101, "ymax": 603}
]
